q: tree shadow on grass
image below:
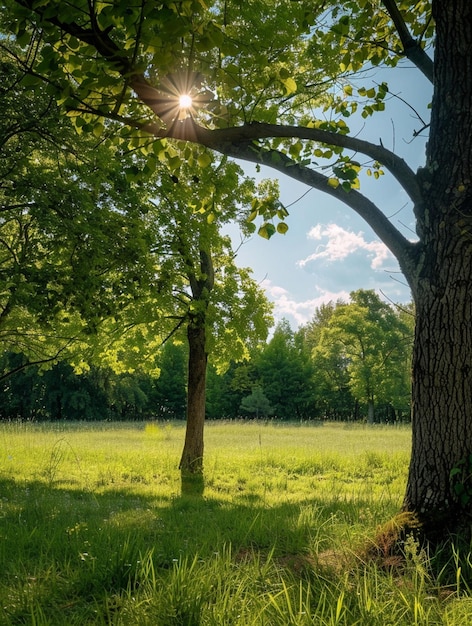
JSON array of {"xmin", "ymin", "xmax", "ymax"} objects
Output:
[{"xmin": 0, "ymin": 475, "xmax": 390, "ymax": 624}]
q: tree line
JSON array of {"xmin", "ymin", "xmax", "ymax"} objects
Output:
[{"xmin": 0, "ymin": 290, "xmax": 413, "ymax": 423}]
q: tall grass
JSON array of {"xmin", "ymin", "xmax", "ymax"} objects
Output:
[{"xmin": 0, "ymin": 420, "xmax": 471, "ymax": 624}]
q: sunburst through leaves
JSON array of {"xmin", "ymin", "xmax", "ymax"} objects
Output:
[{"xmin": 153, "ymin": 72, "xmax": 213, "ymax": 125}]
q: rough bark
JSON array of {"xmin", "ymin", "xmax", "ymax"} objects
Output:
[
  {"xmin": 403, "ymin": 0, "xmax": 472, "ymax": 537},
  {"xmin": 178, "ymin": 249, "xmax": 214, "ymax": 490},
  {"xmin": 179, "ymin": 315, "xmax": 207, "ymax": 492}
]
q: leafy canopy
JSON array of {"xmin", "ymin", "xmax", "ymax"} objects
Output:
[{"xmin": 1, "ymin": 0, "xmax": 433, "ymax": 246}]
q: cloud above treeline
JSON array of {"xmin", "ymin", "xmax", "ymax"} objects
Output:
[
  {"xmin": 261, "ymin": 223, "xmax": 411, "ymax": 329},
  {"xmin": 298, "ymin": 223, "xmax": 392, "ymax": 270},
  {"xmin": 262, "ymin": 280, "xmax": 350, "ymax": 327}
]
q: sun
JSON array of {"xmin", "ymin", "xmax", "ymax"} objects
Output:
[
  {"xmin": 154, "ymin": 73, "xmax": 213, "ymax": 126},
  {"xmin": 179, "ymin": 94, "xmax": 193, "ymax": 109}
]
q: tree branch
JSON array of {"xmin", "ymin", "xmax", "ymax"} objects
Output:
[
  {"xmin": 382, "ymin": 0, "xmax": 434, "ymax": 83},
  {"xmin": 14, "ymin": 0, "xmax": 422, "ymax": 283},
  {"xmin": 17, "ymin": 1, "xmax": 423, "ymax": 211},
  {"xmin": 154, "ymin": 118, "xmax": 424, "ymax": 209},
  {"xmin": 0, "ymin": 339, "xmax": 74, "ymax": 382},
  {"xmin": 211, "ymin": 142, "xmax": 418, "ymax": 279}
]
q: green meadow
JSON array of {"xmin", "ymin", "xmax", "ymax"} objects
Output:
[{"xmin": 1, "ymin": 421, "xmax": 471, "ymax": 625}]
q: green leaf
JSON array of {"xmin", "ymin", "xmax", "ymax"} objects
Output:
[
  {"xmin": 279, "ymin": 67, "xmax": 291, "ymax": 80},
  {"xmin": 258, "ymin": 223, "xmax": 276, "ymax": 239},
  {"xmin": 281, "ymin": 77, "xmax": 297, "ymax": 95},
  {"xmin": 197, "ymin": 152, "xmax": 212, "ymax": 168},
  {"xmin": 276, "ymin": 222, "xmax": 289, "ymax": 235},
  {"xmin": 277, "ymin": 207, "xmax": 289, "ymax": 219},
  {"xmin": 20, "ymin": 73, "xmax": 43, "ymax": 88},
  {"xmin": 289, "ymin": 141, "xmax": 303, "ymax": 158},
  {"xmin": 93, "ymin": 122, "xmax": 104, "ymax": 137}
]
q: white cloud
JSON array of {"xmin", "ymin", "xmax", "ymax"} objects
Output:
[
  {"xmin": 262, "ymin": 279, "xmax": 350, "ymax": 326},
  {"xmin": 298, "ymin": 223, "xmax": 392, "ymax": 270}
]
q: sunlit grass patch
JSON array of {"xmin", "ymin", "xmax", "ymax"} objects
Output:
[{"xmin": 1, "ymin": 420, "xmax": 472, "ymax": 624}]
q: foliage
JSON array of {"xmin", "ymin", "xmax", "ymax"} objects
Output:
[
  {"xmin": 1, "ymin": 41, "xmax": 272, "ymax": 387},
  {"xmin": 0, "ymin": 0, "xmax": 433, "ymax": 210},
  {"xmin": 0, "ymin": 1, "xmax": 421, "ymax": 385},
  {"xmin": 0, "ymin": 352, "xmax": 155, "ymax": 421},
  {"xmin": 311, "ymin": 290, "xmax": 413, "ymax": 422},
  {"xmin": 151, "ymin": 341, "xmax": 187, "ymax": 420},
  {"xmin": 1, "ymin": 290, "xmax": 413, "ymax": 423},
  {"xmin": 134, "ymin": 154, "xmax": 274, "ymax": 371},
  {"xmin": 0, "ymin": 49, "xmax": 156, "ymax": 370},
  {"xmin": 255, "ymin": 319, "xmax": 317, "ymax": 420},
  {"xmin": 240, "ymin": 386, "xmax": 273, "ymax": 418}
]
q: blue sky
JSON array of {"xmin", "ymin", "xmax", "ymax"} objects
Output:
[{"xmin": 228, "ymin": 62, "xmax": 433, "ymax": 330}]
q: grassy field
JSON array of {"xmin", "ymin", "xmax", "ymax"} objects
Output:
[{"xmin": 0, "ymin": 420, "xmax": 471, "ymax": 624}]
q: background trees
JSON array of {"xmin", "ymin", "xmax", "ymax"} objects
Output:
[
  {"xmin": 1, "ymin": 290, "xmax": 413, "ymax": 424},
  {"xmin": 312, "ymin": 291, "xmax": 412, "ymax": 423},
  {"xmin": 240, "ymin": 387, "xmax": 273, "ymax": 419},
  {"xmin": 255, "ymin": 319, "xmax": 316, "ymax": 420}
]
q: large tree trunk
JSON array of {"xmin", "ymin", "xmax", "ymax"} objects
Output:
[
  {"xmin": 403, "ymin": 0, "xmax": 472, "ymax": 538},
  {"xmin": 405, "ymin": 252, "xmax": 472, "ymax": 536}
]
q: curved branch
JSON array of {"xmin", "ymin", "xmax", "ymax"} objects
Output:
[
  {"xmin": 208, "ymin": 142, "xmax": 418, "ymax": 280},
  {"xmin": 154, "ymin": 118, "xmax": 424, "ymax": 209},
  {"xmin": 17, "ymin": 1, "xmax": 423, "ymax": 210},
  {"xmin": 15, "ymin": 0, "xmax": 421, "ymax": 284}
]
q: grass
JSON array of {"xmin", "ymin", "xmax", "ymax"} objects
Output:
[{"xmin": 0, "ymin": 420, "xmax": 471, "ymax": 624}]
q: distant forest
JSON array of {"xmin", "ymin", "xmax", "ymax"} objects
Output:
[{"xmin": 0, "ymin": 291, "xmax": 414, "ymax": 423}]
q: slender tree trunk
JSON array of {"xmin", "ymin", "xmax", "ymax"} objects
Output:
[
  {"xmin": 403, "ymin": 0, "xmax": 472, "ymax": 538},
  {"xmin": 367, "ymin": 398, "xmax": 375, "ymax": 424},
  {"xmin": 179, "ymin": 316, "xmax": 207, "ymax": 475},
  {"xmin": 178, "ymin": 248, "xmax": 214, "ymax": 494}
]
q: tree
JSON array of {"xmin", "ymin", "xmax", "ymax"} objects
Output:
[
  {"xmin": 301, "ymin": 302, "xmax": 357, "ymax": 420},
  {"xmin": 313, "ymin": 290, "xmax": 412, "ymax": 423},
  {"xmin": 0, "ymin": 49, "xmax": 155, "ymax": 374},
  {"xmin": 4, "ymin": 0, "xmax": 472, "ymax": 538},
  {"xmin": 240, "ymin": 386, "xmax": 273, "ymax": 419},
  {"xmin": 256, "ymin": 319, "xmax": 316, "ymax": 419},
  {"xmin": 121, "ymin": 156, "xmax": 272, "ymax": 477}
]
